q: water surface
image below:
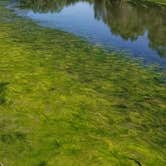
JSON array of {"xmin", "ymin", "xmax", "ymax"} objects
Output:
[{"xmin": 10, "ymin": 0, "xmax": 166, "ymax": 66}]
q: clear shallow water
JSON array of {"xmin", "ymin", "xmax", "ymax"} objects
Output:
[{"xmin": 10, "ymin": 0, "xmax": 166, "ymax": 67}]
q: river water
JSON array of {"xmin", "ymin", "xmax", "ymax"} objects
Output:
[{"xmin": 9, "ymin": 0, "xmax": 166, "ymax": 67}]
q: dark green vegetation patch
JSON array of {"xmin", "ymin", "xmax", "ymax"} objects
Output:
[{"xmin": 0, "ymin": 0, "xmax": 166, "ymax": 166}]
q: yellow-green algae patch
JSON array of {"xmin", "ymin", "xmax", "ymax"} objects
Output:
[{"xmin": 0, "ymin": 0, "xmax": 166, "ymax": 166}]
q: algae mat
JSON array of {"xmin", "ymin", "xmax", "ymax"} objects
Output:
[{"xmin": 0, "ymin": 0, "xmax": 166, "ymax": 166}]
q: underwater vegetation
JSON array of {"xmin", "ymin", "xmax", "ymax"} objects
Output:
[{"xmin": 0, "ymin": 0, "xmax": 166, "ymax": 166}]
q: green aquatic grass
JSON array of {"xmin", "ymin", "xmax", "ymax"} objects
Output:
[{"xmin": 0, "ymin": 0, "xmax": 166, "ymax": 165}]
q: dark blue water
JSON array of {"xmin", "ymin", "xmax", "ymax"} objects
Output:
[{"xmin": 9, "ymin": 0, "xmax": 166, "ymax": 67}]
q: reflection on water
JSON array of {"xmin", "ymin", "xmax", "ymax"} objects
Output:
[{"xmin": 12, "ymin": 0, "xmax": 166, "ymax": 66}]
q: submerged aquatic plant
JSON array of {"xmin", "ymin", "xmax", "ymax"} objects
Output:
[{"xmin": 0, "ymin": 0, "xmax": 166, "ymax": 166}]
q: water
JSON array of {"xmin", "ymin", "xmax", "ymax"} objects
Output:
[{"xmin": 9, "ymin": 0, "xmax": 166, "ymax": 67}]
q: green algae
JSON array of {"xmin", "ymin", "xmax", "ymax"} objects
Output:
[{"xmin": 0, "ymin": 0, "xmax": 166, "ymax": 166}]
